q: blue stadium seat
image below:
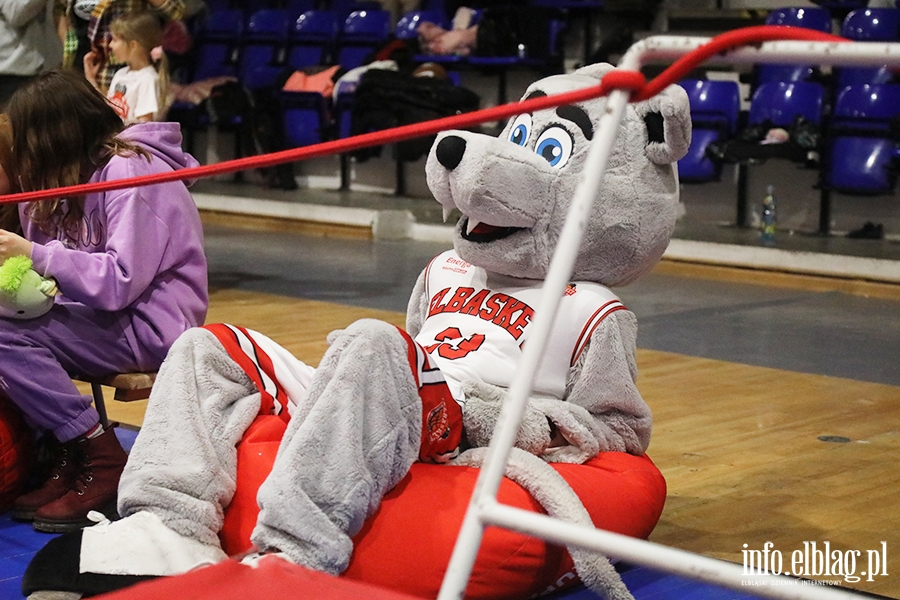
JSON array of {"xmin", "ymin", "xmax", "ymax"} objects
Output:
[
  {"xmin": 677, "ymin": 79, "xmax": 741, "ymax": 182},
  {"xmin": 238, "ymin": 9, "xmax": 292, "ymax": 90},
  {"xmin": 335, "ymin": 9, "xmax": 392, "ymax": 69},
  {"xmin": 824, "ymin": 83, "xmax": 900, "ymax": 193},
  {"xmin": 766, "ymin": 6, "xmax": 833, "ymax": 31},
  {"xmin": 342, "ymin": 8, "xmax": 392, "ymax": 36},
  {"xmin": 285, "ymin": 0, "xmax": 316, "ymax": 19},
  {"xmin": 287, "ymin": 10, "xmax": 340, "ymax": 69},
  {"xmin": 280, "ymin": 91, "xmax": 332, "ymax": 148},
  {"xmin": 748, "ymin": 81, "xmax": 824, "ymax": 127},
  {"xmin": 395, "ymin": 9, "xmax": 448, "ymax": 40},
  {"xmin": 818, "ymin": 83, "xmax": 900, "ymax": 233},
  {"xmin": 835, "ymin": 64, "xmax": 895, "ymax": 88},
  {"xmin": 756, "ymin": 64, "xmax": 818, "ymax": 84},
  {"xmin": 328, "ymin": 0, "xmax": 382, "ymax": 20},
  {"xmin": 246, "ymin": 8, "xmax": 292, "ymax": 41},
  {"xmin": 756, "ymin": 7, "xmax": 832, "ymax": 85},
  {"xmin": 842, "ymin": 7, "xmax": 900, "ymax": 39},
  {"xmin": 835, "ymin": 8, "xmax": 900, "ymax": 90},
  {"xmin": 192, "ymin": 9, "xmax": 244, "ymax": 80},
  {"xmin": 196, "ymin": 8, "xmax": 244, "ymax": 41}
]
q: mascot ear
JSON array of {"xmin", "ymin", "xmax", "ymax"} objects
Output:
[
  {"xmin": 572, "ymin": 63, "xmax": 615, "ymax": 81},
  {"xmin": 633, "ymin": 83, "xmax": 692, "ymax": 165}
]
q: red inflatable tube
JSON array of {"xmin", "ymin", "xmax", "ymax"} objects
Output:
[{"xmin": 218, "ymin": 414, "xmax": 666, "ymax": 600}]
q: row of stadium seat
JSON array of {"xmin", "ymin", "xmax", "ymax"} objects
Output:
[{"xmin": 679, "ymin": 79, "xmax": 900, "ymax": 235}]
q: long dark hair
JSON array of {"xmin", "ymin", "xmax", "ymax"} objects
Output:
[
  {"xmin": 0, "ymin": 114, "xmax": 21, "ymax": 234},
  {"xmin": 6, "ymin": 69, "xmax": 146, "ymax": 239}
]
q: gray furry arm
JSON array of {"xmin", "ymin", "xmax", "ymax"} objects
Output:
[
  {"xmin": 550, "ymin": 309, "xmax": 651, "ymax": 459},
  {"xmin": 405, "ymin": 269, "xmax": 428, "ymax": 338},
  {"xmin": 459, "ymin": 311, "xmax": 651, "ymax": 464}
]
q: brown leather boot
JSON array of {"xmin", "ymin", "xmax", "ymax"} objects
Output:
[
  {"xmin": 32, "ymin": 428, "xmax": 127, "ymax": 533},
  {"xmin": 12, "ymin": 439, "xmax": 77, "ymax": 521}
]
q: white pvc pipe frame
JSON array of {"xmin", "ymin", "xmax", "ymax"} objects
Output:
[{"xmin": 437, "ymin": 35, "xmax": 900, "ymax": 600}]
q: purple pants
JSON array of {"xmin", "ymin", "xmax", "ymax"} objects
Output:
[{"xmin": 0, "ymin": 300, "xmax": 152, "ymax": 442}]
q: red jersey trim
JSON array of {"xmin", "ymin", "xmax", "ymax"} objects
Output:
[
  {"xmin": 570, "ymin": 300, "xmax": 627, "ymax": 366},
  {"xmin": 202, "ymin": 323, "xmax": 290, "ymax": 421}
]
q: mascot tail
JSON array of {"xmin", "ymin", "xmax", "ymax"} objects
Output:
[{"xmin": 454, "ymin": 448, "xmax": 635, "ymax": 600}]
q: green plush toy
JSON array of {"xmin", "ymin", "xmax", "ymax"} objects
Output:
[{"xmin": 0, "ymin": 255, "xmax": 58, "ymax": 319}]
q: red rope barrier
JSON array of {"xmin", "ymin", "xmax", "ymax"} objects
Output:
[
  {"xmin": 0, "ymin": 26, "xmax": 847, "ymax": 206},
  {"xmin": 634, "ymin": 25, "xmax": 846, "ymax": 101}
]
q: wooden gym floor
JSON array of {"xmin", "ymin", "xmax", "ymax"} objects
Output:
[{"xmin": 88, "ymin": 215, "xmax": 900, "ymax": 598}]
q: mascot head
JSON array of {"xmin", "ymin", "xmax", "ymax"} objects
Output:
[{"xmin": 426, "ymin": 63, "xmax": 691, "ymax": 286}]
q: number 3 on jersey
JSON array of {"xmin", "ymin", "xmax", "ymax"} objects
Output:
[{"xmin": 423, "ymin": 327, "xmax": 485, "ymax": 360}]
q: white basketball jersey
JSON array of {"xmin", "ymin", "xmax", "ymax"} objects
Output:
[{"xmin": 414, "ymin": 250, "xmax": 625, "ymax": 405}]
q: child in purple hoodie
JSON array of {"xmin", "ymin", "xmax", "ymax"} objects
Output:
[{"xmin": 0, "ymin": 69, "xmax": 208, "ymax": 533}]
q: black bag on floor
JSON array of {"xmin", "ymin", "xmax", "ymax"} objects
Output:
[{"xmin": 349, "ymin": 69, "xmax": 480, "ymax": 162}]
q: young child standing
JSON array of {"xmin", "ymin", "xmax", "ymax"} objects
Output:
[
  {"xmin": 0, "ymin": 68, "xmax": 208, "ymax": 533},
  {"xmin": 85, "ymin": 11, "xmax": 168, "ymax": 123},
  {"xmin": 72, "ymin": 0, "xmax": 185, "ymax": 95}
]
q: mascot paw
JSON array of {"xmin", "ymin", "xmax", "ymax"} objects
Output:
[
  {"xmin": 461, "ymin": 380, "xmax": 551, "ymax": 454},
  {"xmin": 325, "ymin": 329, "xmax": 345, "ymax": 346},
  {"xmin": 23, "ymin": 511, "xmax": 227, "ymax": 598},
  {"xmin": 22, "ymin": 528, "xmax": 156, "ymax": 598}
]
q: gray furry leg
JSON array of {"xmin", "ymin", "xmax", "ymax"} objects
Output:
[
  {"xmin": 117, "ymin": 328, "xmax": 263, "ymax": 547},
  {"xmin": 251, "ymin": 319, "xmax": 422, "ymax": 574}
]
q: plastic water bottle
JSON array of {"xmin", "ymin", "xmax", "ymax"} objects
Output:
[{"xmin": 760, "ymin": 185, "xmax": 777, "ymax": 247}]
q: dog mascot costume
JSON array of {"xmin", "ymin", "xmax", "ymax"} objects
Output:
[{"xmin": 23, "ymin": 63, "xmax": 690, "ymax": 600}]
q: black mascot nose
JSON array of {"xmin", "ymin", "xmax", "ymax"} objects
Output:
[{"xmin": 436, "ymin": 135, "xmax": 467, "ymax": 170}]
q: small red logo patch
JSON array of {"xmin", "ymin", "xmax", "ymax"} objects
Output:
[{"xmin": 427, "ymin": 403, "xmax": 449, "ymax": 442}]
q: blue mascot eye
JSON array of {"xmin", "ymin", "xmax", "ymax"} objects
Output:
[
  {"xmin": 512, "ymin": 125, "xmax": 528, "ymax": 145},
  {"xmin": 508, "ymin": 114, "xmax": 532, "ymax": 146},
  {"xmin": 534, "ymin": 126, "xmax": 574, "ymax": 168}
]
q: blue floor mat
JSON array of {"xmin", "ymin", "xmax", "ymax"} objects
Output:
[
  {"xmin": 619, "ymin": 565, "xmax": 762, "ymax": 599},
  {"xmin": 0, "ymin": 427, "xmax": 764, "ymax": 600},
  {"xmin": 541, "ymin": 562, "xmax": 763, "ymax": 600},
  {"xmin": 0, "ymin": 516, "xmax": 53, "ymax": 599},
  {"xmin": 0, "ymin": 428, "xmax": 138, "ymax": 599}
]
